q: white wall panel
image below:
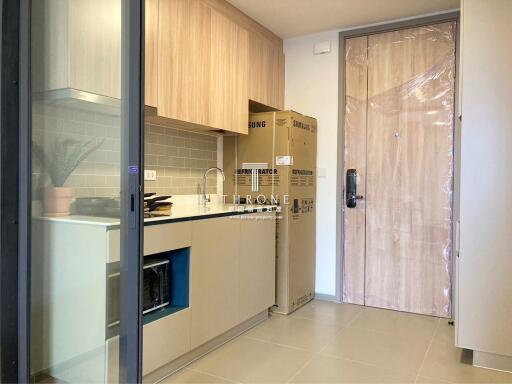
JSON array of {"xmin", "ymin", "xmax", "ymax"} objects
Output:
[{"xmin": 458, "ymin": 0, "xmax": 512, "ymax": 358}]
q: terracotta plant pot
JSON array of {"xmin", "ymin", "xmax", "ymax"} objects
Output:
[{"xmin": 43, "ymin": 186, "xmax": 75, "ymax": 217}]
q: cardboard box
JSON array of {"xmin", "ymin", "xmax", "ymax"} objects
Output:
[{"xmin": 223, "ymin": 111, "xmax": 317, "ymax": 314}]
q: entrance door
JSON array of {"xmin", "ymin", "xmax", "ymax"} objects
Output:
[{"xmin": 342, "ymin": 22, "xmax": 456, "ymax": 317}]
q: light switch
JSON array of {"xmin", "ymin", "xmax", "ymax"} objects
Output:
[{"xmin": 144, "ymin": 169, "xmax": 157, "ymax": 181}]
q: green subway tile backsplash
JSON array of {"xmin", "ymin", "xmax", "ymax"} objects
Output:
[
  {"xmin": 144, "ymin": 122, "xmax": 218, "ymax": 196},
  {"xmin": 32, "ymin": 103, "xmax": 218, "ymax": 198}
]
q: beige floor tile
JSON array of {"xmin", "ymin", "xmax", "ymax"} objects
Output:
[
  {"xmin": 291, "ymin": 354, "xmax": 415, "ymax": 383},
  {"xmin": 189, "ymin": 336, "xmax": 313, "ymax": 383},
  {"xmin": 415, "ymin": 376, "xmax": 454, "ymax": 384},
  {"xmin": 354, "ymin": 306, "xmax": 440, "ymax": 342},
  {"xmin": 432, "ymin": 321, "xmax": 455, "ymax": 347},
  {"xmin": 290, "ymin": 300, "xmax": 363, "ymax": 327},
  {"xmin": 321, "ymin": 323, "xmax": 430, "ymax": 375},
  {"xmin": 160, "ymin": 369, "xmax": 234, "ymax": 383},
  {"xmin": 419, "ymin": 341, "xmax": 512, "ymax": 383},
  {"xmin": 244, "ymin": 313, "xmax": 342, "ymax": 352}
]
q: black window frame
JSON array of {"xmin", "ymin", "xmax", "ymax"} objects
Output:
[{"xmin": 0, "ymin": 0, "xmax": 145, "ymax": 382}]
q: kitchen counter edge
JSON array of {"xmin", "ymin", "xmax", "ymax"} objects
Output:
[{"xmin": 34, "ymin": 205, "xmax": 278, "ymax": 230}]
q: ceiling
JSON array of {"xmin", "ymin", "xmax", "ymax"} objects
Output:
[{"xmin": 226, "ymin": 0, "xmax": 459, "ymax": 38}]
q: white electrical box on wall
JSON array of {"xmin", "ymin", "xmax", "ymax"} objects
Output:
[{"xmin": 313, "ymin": 40, "xmax": 331, "ymax": 55}]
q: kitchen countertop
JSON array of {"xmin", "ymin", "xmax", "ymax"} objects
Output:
[{"xmin": 35, "ymin": 203, "xmax": 277, "ymax": 229}]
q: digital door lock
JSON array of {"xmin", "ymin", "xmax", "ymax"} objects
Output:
[{"xmin": 346, "ymin": 169, "xmax": 364, "ymax": 208}]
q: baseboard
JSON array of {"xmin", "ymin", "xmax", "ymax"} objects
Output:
[
  {"xmin": 143, "ymin": 310, "xmax": 270, "ymax": 384},
  {"xmin": 473, "ymin": 350, "xmax": 512, "ymax": 373},
  {"xmin": 314, "ymin": 293, "xmax": 340, "ymax": 302},
  {"xmin": 32, "ymin": 346, "xmax": 104, "ymax": 383}
]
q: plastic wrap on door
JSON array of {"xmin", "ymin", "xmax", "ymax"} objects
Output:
[
  {"xmin": 343, "ymin": 22, "xmax": 455, "ymax": 317},
  {"xmin": 343, "ymin": 35, "xmax": 368, "ymax": 305}
]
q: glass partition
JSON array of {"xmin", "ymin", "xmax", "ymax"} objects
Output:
[{"xmin": 30, "ymin": 0, "xmax": 140, "ymax": 382}]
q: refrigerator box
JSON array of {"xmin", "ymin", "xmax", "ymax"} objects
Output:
[{"xmin": 224, "ymin": 110, "xmax": 317, "ymax": 314}]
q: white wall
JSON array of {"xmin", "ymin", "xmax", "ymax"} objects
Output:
[
  {"xmin": 284, "ymin": 30, "xmax": 340, "ymax": 296},
  {"xmin": 457, "ymin": 0, "xmax": 512, "ymax": 362}
]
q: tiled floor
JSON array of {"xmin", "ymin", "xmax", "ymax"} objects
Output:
[{"xmin": 160, "ymin": 300, "xmax": 512, "ymax": 384}]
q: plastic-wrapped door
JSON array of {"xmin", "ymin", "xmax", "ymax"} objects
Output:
[{"xmin": 343, "ymin": 22, "xmax": 455, "ymax": 317}]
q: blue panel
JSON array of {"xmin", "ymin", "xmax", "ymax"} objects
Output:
[
  {"xmin": 169, "ymin": 247, "xmax": 190, "ymax": 307},
  {"xmin": 143, "ymin": 247, "xmax": 190, "ymax": 325}
]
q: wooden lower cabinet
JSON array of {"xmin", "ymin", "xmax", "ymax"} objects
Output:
[
  {"xmin": 142, "ymin": 309, "xmax": 191, "ymax": 375},
  {"xmin": 189, "ymin": 216, "xmax": 241, "ymax": 349},
  {"xmin": 144, "ymin": 221, "xmax": 192, "ymax": 256},
  {"xmin": 108, "ymin": 309, "xmax": 191, "ymax": 379},
  {"xmin": 140, "ymin": 212, "xmax": 276, "ymax": 375},
  {"xmin": 189, "ymin": 212, "xmax": 276, "ymax": 348},
  {"xmin": 238, "ymin": 212, "xmax": 276, "ymax": 321}
]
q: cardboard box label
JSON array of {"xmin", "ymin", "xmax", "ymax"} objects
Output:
[
  {"xmin": 290, "ymin": 169, "xmax": 314, "ymax": 187},
  {"xmin": 276, "ymin": 156, "xmax": 293, "ymax": 165}
]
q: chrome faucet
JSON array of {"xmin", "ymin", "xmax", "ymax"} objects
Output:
[{"xmin": 201, "ymin": 167, "xmax": 225, "ymax": 205}]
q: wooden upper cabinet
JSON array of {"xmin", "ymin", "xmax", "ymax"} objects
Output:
[
  {"xmin": 68, "ymin": 0, "xmax": 122, "ymax": 99},
  {"xmin": 248, "ymin": 33, "xmax": 284, "ymax": 110},
  {"xmin": 153, "ymin": 0, "xmax": 283, "ymax": 133},
  {"xmin": 157, "ymin": 0, "xmax": 211, "ymax": 126},
  {"xmin": 276, "ymin": 50, "xmax": 285, "ymax": 110},
  {"xmin": 32, "ymin": 0, "xmax": 122, "ymax": 99},
  {"xmin": 145, "ymin": 0, "xmax": 159, "ymax": 107},
  {"xmin": 209, "ymin": 9, "xmax": 249, "ymax": 134}
]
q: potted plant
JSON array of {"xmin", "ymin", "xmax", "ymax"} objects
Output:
[{"xmin": 33, "ymin": 137, "xmax": 104, "ymax": 216}]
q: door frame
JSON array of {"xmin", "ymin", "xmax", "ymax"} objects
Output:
[
  {"xmin": 0, "ymin": 0, "xmax": 145, "ymax": 382},
  {"xmin": 0, "ymin": 1, "xmax": 31, "ymax": 381},
  {"xmin": 336, "ymin": 11, "xmax": 460, "ymax": 311}
]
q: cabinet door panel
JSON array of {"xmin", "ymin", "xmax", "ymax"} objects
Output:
[
  {"xmin": 143, "ymin": 309, "xmax": 191, "ymax": 375},
  {"xmin": 248, "ymin": 34, "xmax": 267, "ymax": 105},
  {"xmin": 158, "ymin": 0, "xmax": 210, "ymax": 125},
  {"xmin": 145, "ymin": 0, "xmax": 159, "ymax": 107},
  {"xmin": 209, "ymin": 9, "xmax": 249, "ymax": 133},
  {"xmin": 68, "ymin": 0, "xmax": 121, "ymax": 98},
  {"xmin": 190, "ymin": 217, "xmax": 240, "ymax": 348},
  {"xmin": 275, "ymin": 50, "xmax": 285, "ymax": 110},
  {"xmin": 248, "ymin": 34, "xmax": 284, "ymax": 110},
  {"xmin": 239, "ymin": 212, "xmax": 276, "ymax": 322}
]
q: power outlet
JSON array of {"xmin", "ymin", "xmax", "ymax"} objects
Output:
[{"xmin": 144, "ymin": 169, "xmax": 157, "ymax": 181}]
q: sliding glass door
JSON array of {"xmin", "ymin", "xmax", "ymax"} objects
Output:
[{"xmin": 28, "ymin": 0, "xmax": 143, "ymax": 382}]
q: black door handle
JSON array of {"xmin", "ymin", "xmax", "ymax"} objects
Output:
[{"xmin": 346, "ymin": 169, "xmax": 363, "ymax": 208}]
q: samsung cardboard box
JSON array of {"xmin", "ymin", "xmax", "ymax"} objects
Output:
[{"xmin": 224, "ymin": 111, "xmax": 317, "ymax": 314}]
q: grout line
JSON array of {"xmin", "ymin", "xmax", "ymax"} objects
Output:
[
  {"xmin": 316, "ymin": 352, "xmax": 418, "ymax": 379},
  {"xmin": 317, "ymin": 308, "xmax": 365, "ymax": 355},
  {"xmin": 414, "ymin": 318, "xmax": 441, "ymax": 383},
  {"xmin": 285, "ymin": 352, "xmax": 317, "ymax": 384},
  {"xmin": 241, "ymin": 335, "xmax": 313, "ymax": 353},
  {"xmin": 161, "ymin": 304, "xmax": 457, "ymax": 384},
  {"xmin": 287, "ymin": 313, "xmax": 351, "ymax": 329},
  {"xmin": 415, "ymin": 374, "xmax": 456, "ymax": 384},
  {"xmin": 285, "ymin": 309, "xmax": 365, "ymax": 384},
  {"xmin": 186, "ymin": 367, "xmax": 241, "ymax": 384},
  {"xmin": 243, "ymin": 306, "xmax": 365, "ymax": 356},
  {"xmin": 309, "ymin": 309, "xmax": 437, "ymax": 381}
]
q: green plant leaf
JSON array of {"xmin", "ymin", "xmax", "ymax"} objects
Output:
[{"xmin": 32, "ymin": 136, "xmax": 105, "ymax": 187}]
